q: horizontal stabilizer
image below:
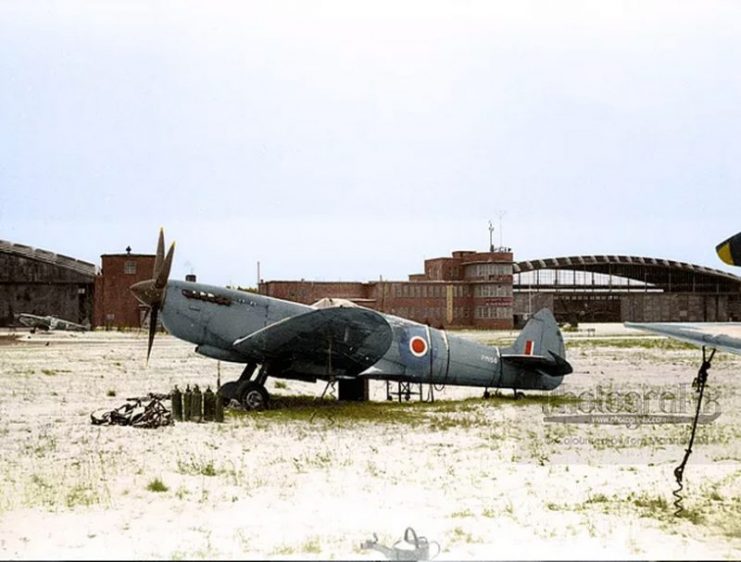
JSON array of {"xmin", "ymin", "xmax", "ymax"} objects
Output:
[{"xmin": 501, "ymin": 350, "xmax": 573, "ymax": 376}]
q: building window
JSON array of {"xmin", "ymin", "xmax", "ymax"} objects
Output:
[{"xmin": 124, "ymin": 261, "xmax": 137, "ymax": 275}]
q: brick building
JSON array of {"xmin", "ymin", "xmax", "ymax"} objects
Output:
[
  {"xmin": 93, "ymin": 251, "xmax": 155, "ymax": 328},
  {"xmin": 259, "ymin": 250, "xmax": 514, "ymax": 329}
]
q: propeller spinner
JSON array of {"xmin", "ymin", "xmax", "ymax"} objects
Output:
[{"xmin": 130, "ymin": 229, "xmax": 175, "ymax": 362}]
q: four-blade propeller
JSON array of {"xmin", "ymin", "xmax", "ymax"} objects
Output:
[{"xmin": 130, "ymin": 229, "xmax": 175, "ymax": 362}]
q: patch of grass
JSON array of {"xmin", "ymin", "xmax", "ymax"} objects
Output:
[
  {"xmin": 301, "ymin": 537, "xmax": 321, "ymax": 554},
  {"xmin": 66, "ymin": 484, "xmax": 98, "ymax": 508},
  {"xmin": 177, "ymin": 456, "xmax": 219, "ymax": 477},
  {"xmin": 546, "ymin": 502, "xmax": 565, "ymax": 511},
  {"xmin": 633, "ymin": 494, "xmax": 668, "ymax": 511},
  {"xmin": 566, "ymin": 337, "xmax": 696, "ymax": 350},
  {"xmin": 146, "ymin": 478, "xmax": 168, "ymax": 493},
  {"xmin": 586, "ymin": 493, "xmax": 610, "ymax": 504},
  {"xmin": 200, "ymin": 463, "xmax": 217, "ymax": 477},
  {"xmin": 271, "ymin": 545, "xmax": 295, "ymax": 555},
  {"xmin": 450, "ymin": 526, "xmax": 473, "ymax": 543},
  {"xmin": 676, "ymin": 508, "xmax": 705, "ymax": 525},
  {"xmin": 227, "ymin": 394, "xmax": 582, "ymax": 428},
  {"xmin": 452, "ymin": 508, "xmax": 474, "ymax": 518}
]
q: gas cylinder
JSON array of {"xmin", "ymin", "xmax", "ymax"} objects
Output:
[
  {"xmin": 215, "ymin": 388, "xmax": 224, "ymax": 423},
  {"xmin": 191, "ymin": 384, "xmax": 202, "ymax": 422},
  {"xmin": 203, "ymin": 386, "xmax": 215, "ymax": 422},
  {"xmin": 171, "ymin": 385, "xmax": 183, "ymax": 421},
  {"xmin": 183, "ymin": 384, "xmax": 192, "ymax": 422}
]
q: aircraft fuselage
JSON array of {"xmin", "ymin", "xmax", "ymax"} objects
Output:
[{"xmin": 160, "ymin": 280, "xmax": 566, "ymax": 391}]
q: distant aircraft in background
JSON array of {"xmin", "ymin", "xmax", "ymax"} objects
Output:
[
  {"xmin": 131, "ymin": 229, "xmax": 573, "ymax": 410},
  {"xmin": 626, "ymin": 231, "xmax": 741, "ymax": 354},
  {"xmin": 15, "ymin": 313, "xmax": 89, "ymax": 333}
]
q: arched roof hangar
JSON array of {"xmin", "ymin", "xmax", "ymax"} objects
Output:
[{"xmin": 514, "ymin": 255, "xmax": 741, "ymax": 293}]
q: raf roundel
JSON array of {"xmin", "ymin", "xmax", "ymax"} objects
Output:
[{"xmin": 409, "ymin": 336, "xmax": 428, "ymax": 358}]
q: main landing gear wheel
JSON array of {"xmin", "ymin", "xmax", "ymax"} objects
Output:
[{"xmin": 238, "ymin": 381, "xmax": 269, "ymax": 410}]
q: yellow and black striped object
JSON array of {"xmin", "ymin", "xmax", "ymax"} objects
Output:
[{"xmin": 716, "ymin": 231, "xmax": 741, "ymax": 266}]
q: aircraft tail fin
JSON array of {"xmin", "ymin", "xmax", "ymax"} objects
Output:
[
  {"xmin": 716, "ymin": 231, "xmax": 741, "ymax": 266},
  {"xmin": 502, "ymin": 309, "xmax": 572, "ymax": 376},
  {"xmin": 511, "ymin": 308, "xmax": 566, "ymax": 357}
]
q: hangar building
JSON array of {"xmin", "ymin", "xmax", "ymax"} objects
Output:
[
  {"xmin": 513, "ymin": 255, "xmax": 741, "ymax": 324},
  {"xmin": 0, "ymin": 239, "xmax": 95, "ymax": 326}
]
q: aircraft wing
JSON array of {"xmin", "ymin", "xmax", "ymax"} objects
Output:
[
  {"xmin": 624, "ymin": 322, "xmax": 741, "ymax": 355},
  {"xmin": 56, "ymin": 319, "xmax": 89, "ymax": 332},
  {"xmin": 233, "ymin": 307, "xmax": 394, "ymax": 378}
]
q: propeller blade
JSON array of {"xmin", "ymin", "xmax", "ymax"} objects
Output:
[
  {"xmin": 153, "ymin": 228, "xmax": 165, "ymax": 279},
  {"xmin": 131, "ymin": 228, "xmax": 174, "ymax": 364},
  {"xmin": 716, "ymin": 231, "xmax": 741, "ymax": 267},
  {"xmin": 146, "ymin": 304, "xmax": 159, "ymax": 364},
  {"xmin": 156, "ymin": 242, "xmax": 175, "ymax": 289}
]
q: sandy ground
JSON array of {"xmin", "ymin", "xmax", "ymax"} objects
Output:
[{"xmin": 0, "ymin": 325, "xmax": 739, "ymax": 560}]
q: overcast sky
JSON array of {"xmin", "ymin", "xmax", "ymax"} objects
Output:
[{"xmin": 2, "ymin": 1, "xmax": 740, "ymax": 286}]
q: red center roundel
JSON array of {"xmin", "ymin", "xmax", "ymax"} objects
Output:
[{"xmin": 410, "ymin": 336, "xmax": 428, "ymax": 357}]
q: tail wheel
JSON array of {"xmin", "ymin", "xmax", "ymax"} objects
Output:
[{"xmin": 238, "ymin": 381, "xmax": 269, "ymax": 411}]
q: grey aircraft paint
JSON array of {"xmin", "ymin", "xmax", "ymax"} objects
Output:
[{"xmin": 157, "ymin": 279, "xmax": 572, "ymax": 392}]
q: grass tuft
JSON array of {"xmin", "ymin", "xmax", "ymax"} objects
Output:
[{"xmin": 146, "ymin": 478, "xmax": 168, "ymax": 493}]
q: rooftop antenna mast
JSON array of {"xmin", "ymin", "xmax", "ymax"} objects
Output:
[
  {"xmin": 495, "ymin": 210, "xmax": 507, "ymax": 250},
  {"xmin": 488, "ymin": 220, "xmax": 495, "ymax": 252}
]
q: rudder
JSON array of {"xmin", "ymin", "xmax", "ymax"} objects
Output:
[{"xmin": 511, "ymin": 308, "xmax": 566, "ymax": 359}]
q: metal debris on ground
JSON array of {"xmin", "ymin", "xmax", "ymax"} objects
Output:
[
  {"xmin": 361, "ymin": 527, "xmax": 440, "ymax": 560},
  {"xmin": 91, "ymin": 395, "xmax": 173, "ymax": 428}
]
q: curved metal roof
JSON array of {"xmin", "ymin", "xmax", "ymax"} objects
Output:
[
  {"xmin": 514, "ymin": 255, "xmax": 741, "ymax": 293},
  {"xmin": 0, "ymin": 239, "xmax": 96, "ymax": 278}
]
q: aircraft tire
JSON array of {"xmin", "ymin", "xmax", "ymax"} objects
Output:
[{"xmin": 237, "ymin": 381, "xmax": 269, "ymax": 411}]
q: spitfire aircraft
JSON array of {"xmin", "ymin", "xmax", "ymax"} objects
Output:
[
  {"xmin": 15, "ymin": 313, "xmax": 89, "ymax": 333},
  {"xmin": 131, "ymin": 230, "xmax": 572, "ymax": 409}
]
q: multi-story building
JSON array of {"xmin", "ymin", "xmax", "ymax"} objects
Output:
[{"xmin": 259, "ymin": 249, "xmax": 515, "ymax": 329}]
